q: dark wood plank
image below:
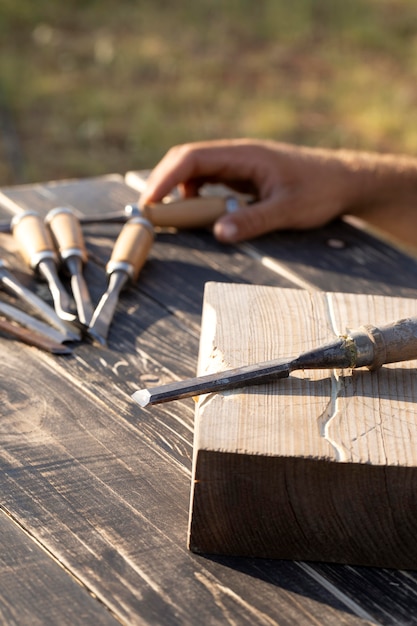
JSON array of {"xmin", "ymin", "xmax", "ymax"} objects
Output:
[
  {"xmin": 241, "ymin": 218, "xmax": 417, "ymax": 298},
  {"xmin": 0, "ymin": 507, "xmax": 118, "ymax": 625}
]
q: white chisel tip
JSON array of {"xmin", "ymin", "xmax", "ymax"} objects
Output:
[{"xmin": 132, "ymin": 389, "xmax": 151, "ymax": 408}]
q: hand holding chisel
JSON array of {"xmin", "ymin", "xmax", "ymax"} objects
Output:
[
  {"xmin": 88, "ymin": 216, "xmax": 154, "ymax": 346},
  {"xmin": 46, "ymin": 207, "xmax": 94, "ymax": 326},
  {"xmin": 11, "ymin": 211, "xmax": 76, "ymax": 322},
  {"xmin": 132, "ymin": 317, "xmax": 417, "ymax": 407}
]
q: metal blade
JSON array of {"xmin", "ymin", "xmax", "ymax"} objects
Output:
[
  {"xmin": 88, "ymin": 271, "xmax": 128, "ymax": 345},
  {"xmin": 0, "ymin": 261, "xmax": 80, "ymax": 341},
  {"xmin": 132, "ymin": 357, "xmax": 291, "ymax": 407},
  {"xmin": 0, "ymin": 317, "xmax": 72, "ymax": 354},
  {"xmin": 0, "ymin": 300, "xmax": 71, "ymax": 344},
  {"xmin": 66, "ymin": 256, "xmax": 94, "ymax": 326},
  {"xmin": 38, "ymin": 259, "xmax": 77, "ymax": 322}
]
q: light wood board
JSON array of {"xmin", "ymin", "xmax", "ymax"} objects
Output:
[{"xmin": 189, "ymin": 283, "xmax": 417, "ymax": 568}]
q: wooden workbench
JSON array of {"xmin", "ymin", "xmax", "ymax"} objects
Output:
[{"xmin": 1, "ymin": 174, "xmax": 417, "ymax": 625}]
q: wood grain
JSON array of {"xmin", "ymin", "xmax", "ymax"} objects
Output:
[
  {"xmin": 189, "ymin": 283, "xmax": 417, "ymax": 568},
  {"xmin": 0, "ymin": 176, "xmax": 417, "ymax": 623}
]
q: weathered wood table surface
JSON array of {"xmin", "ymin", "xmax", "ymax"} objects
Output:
[{"xmin": 1, "ymin": 173, "xmax": 417, "ymax": 625}]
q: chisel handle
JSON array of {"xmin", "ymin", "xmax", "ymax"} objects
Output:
[
  {"xmin": 12, "ymin": 211, "xmax": 57, "ymax": 269},
  {"xmin": 46, "ymin": 207, "xmax": 88, "ymax": 263},
  {"xmin": 362, "ymin": 316, "xmax": 417, "ymax": 370},
  {"xmin": 107, "ymin": 217, "xmax": 154, "ymax": 282},
  {"xmin": 139, "ymin": 196, "xmax": 240, "ymax": 229}
]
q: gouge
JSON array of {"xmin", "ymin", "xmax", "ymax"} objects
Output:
[
  {"xmin": 88, "ymin": 216, "xmax": 154, "ymax": 345},
  {"xmin": 132, "ymin": 317, "xmax": 417, "ymax": 407},
  {"xmin": 11, "ymin": 211, "xmax": 76, "ymax": 323},
  {"xmin": 45, "ymin": 207, "xmax": 94, "ymax": 326},
  {"xmin": 125, "ymin": 195, "xmax": 241, "ymax": 229},
  {"xmin": 0, "ymin": 259, "xmax": 80, "ymax": 341},
  {"xmin": 0, "ymin": 316, "xmax": 72, "ymax": 354},
  {"xmin": 0, "ymin": 299, "xmax": 73, "ymax": 345}
]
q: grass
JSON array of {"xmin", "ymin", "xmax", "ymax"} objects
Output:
[{"xmin": 0, "ymin": 0, "xmax": 416, "ymax": 184}]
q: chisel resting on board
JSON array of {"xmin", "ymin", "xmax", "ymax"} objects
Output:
[{"xmin": 132, "ymin": 316, "xmax": 417, "ymax": 407}]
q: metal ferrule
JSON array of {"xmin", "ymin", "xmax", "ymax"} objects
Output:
[
  {"xmin": 45, "ymin": 206, "xmax": 73, "ymax": 223},
  {"xmin": 59, "ymin": 247, "xmax": 83, "ymax": 261},
  {"xmin": 11, "ymin": 210, "xmax": 38, "ymax": 229},
  {"xmin": 127, "ymin": 215, "xmax": 154, "ymax": 234},
  {"xmin": 124, "ymin": 203, "xmax": 141, "ymax": 219},
  {"xmin": 30, "ymin": 250, "xmax": 57, "ymax": 269},
  {"xmin": 106, "ymin": 260, "xmax": 134, "ymax": 279},
  {"xmin": 348, "ymin": 328, "xmax": 378, "ymax": 368},
  {"xmin": 225, "ymin": 196, "xmax": 240, "ymax": 213}
]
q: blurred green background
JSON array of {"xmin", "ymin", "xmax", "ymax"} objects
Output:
[{"xmin": 0, "ymin": 0, "xmax": 416, "ymax": 185}]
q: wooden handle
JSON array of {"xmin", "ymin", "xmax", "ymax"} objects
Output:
[
  {"xmin": 108, "ymin": 217, "xmax": 154, "ymax": 282},
  {"xmin": 12, "ymin": 211, "xmax": 56, "ymax": 268},
  {"xmin": 367, "ymin": 317, "xmax": 417, "ymax": 368},
  {"xmin": 142, "ymin": 196, "xmax": 227, "ymax": 228},
  {"xmin": 46, "ymin": 207, "xmax": 87, "ymax": 262}
]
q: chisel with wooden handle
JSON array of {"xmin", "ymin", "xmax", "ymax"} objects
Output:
[
  {"xmin": 88, "ymin": 216, "xmax": 154, "ymax": 346},
  {"xmin": 126, "ymin": 195, "xmax": 241, "ymax": 229},
  {"xmin": 46, "ymin": 207, "xmax": 94, "ymax": 326},
  {"xmin": 11, "ymin": 211, "xmax": 76, "ymax": 322},
  {"xmin": 132, "ymin": 317, "xmax": 417, "ymax": 407}
]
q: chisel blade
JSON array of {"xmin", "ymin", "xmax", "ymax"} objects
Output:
[
  {"xmin": 0, "ymin": 260, "xmax": 80, "ymax": 341},
  {"xmin": 132, "ymin": 358, "xmax": 292, "ymax": 407},
  {"xmin": 0, "ymin": 317, "xmax": 72, "ymax": 354},
  {"xmin": 67, "ymin": 257, "xmax": 94, "ymax": 326},
  {"xmin": 87, "ymin": 271, "xmax": 127, "ymax": 346},
  {"xmin": 0, "ymin": 300, "xmax": 71, "ymax": 345}
]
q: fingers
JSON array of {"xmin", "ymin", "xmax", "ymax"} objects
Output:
[
  {"xmin": 140, "ymin": 139, "xmax": 269, "ymax": 207},
  {"xmin": 215, "ymin": 193, "xmax": 292, "ymax": 243}
]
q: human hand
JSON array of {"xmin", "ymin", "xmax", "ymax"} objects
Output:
[{"xmin": 140, "ymin": 139, "xmax": 354, "ymax": 243}]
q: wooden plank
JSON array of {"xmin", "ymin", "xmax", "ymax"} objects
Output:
[
  {"xmin": 189, "ymin": 283, "xmax": 417, "ymax": 568},
  {"xmin": 0, "ymin": 507, "xmax": 118, "ymax": 625},
  {"xmin": 0, "ymin": 325, "xmax": 373, "ymax": 626},
  {"xmin": 0, "ymin": 176, "xmax": 416, "ymax": 624}
]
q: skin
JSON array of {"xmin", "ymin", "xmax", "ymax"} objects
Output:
[{"xmin": 140, "ymin": 138, "xmax": 417, "ymax": 248}]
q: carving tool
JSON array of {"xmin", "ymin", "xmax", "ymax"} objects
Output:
[
  {"xmin": 88, "ymin": 216, "xmax": 154, "ymax": 346},
  {"xmin": 0, "ymin": 195, "xmax": 242, "ymax": 233},
  {"xmin": 0, "ymin": 299, "xmax": 73, "ymax": 346},
  {"xmin": 0, "ymin": 315, "xmax": 72, "ymax": 354},
  {"xmin": 11, "ymin": 211, "xmax": 76, "ymax": 322},
  {"xmin": 0, "ymin": 259, "xmax": 80, "ymax": 341},
  {"xmin": 46, "ymin": 207, "xmax": 94, "ymax": 326},
  {"xmin": 125, "ymin": 195, "xmax": 241, "ymax": 229},
  {"xmin": 132, "ymin": 317, "xmax": 417, "ymax": 407}
]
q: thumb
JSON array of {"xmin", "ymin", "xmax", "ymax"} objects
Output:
[{"xmin": 213, "ymin": 196, "xmax": 290, "ymax": 243}]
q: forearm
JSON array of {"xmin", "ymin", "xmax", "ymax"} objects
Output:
[{"xmin": 339, "ymin": 150, "xmax": 417, "ymax": 247}]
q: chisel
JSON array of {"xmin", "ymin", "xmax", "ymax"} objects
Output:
[
  {"xmin": 132, "ymin": 316, "xmax": 417, "ymax": 407},
  {"xmin": 0, "ymin": 195, "xmax": 243, "ymax": 234},
  {"xmin": 88, "ymin": 216, "xmax": 154, "ymax": 346},
  {"xmin": 11, "ymin": 211, "xmax": 76, "ymax": 322},
  {"xmin": 0, "ymin": 259, "xmax": 80, "ymax": 341},
  {"xmin": 45, "ymin": 207, "xmax": 94, "ymax": 326},
  {"xmin": 0, "ymin": 316, "xmax": 72, "ymax": 354},
  {"xmin": 125, "ymin": 195, "xmax": 241, "ymax": 229},
  {"xmin": 0, "ymin": 299, "xmax": 73, "ymax": 346}
]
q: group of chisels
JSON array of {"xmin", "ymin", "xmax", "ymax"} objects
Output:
[
  {"xmin": 2, "ymin": 188, "xmax": 417, "ymax": 409},
  {"xmin": 0, "ymin": 194, "xmax": 238, "ymax": 355}
]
